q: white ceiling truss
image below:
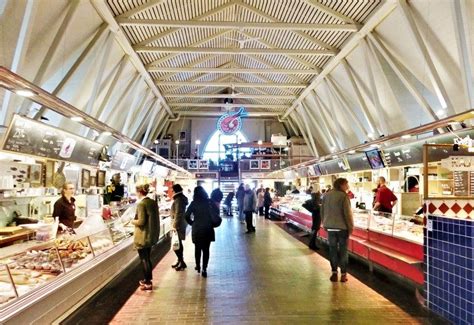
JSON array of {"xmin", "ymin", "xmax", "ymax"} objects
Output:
[{"xmin": 1, "ymin": 0, "xmax": 473, "ymax": 154}]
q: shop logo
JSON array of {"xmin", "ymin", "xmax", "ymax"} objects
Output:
[
  {"xmin": 441, "ymin": 156, "xmax": 474, "ymax": 171},
  {"xmin": 217, "ymin": 107, "xmax": 247, "ymax": 135}
]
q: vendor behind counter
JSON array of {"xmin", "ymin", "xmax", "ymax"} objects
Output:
[{"xmin": 52, "ymin": 182, "xmax": 76, "ymax": 230}]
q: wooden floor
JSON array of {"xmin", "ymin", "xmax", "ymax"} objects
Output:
[{"xmin": 110, "ymin": 216, "xmax": 440, "ymax": 324}]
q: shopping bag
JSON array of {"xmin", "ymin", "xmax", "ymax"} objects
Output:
[{"xmin": 171, "ymin": 231, "xmax": 180, "ymax": 251}]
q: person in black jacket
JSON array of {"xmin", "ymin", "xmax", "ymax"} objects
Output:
[
  {"xmin": 185, "ymin": 186, "xmax": 215, "ymax": 278},
  {"xmin": 170, "ymin": 184, "xmax": 189, "ymax": 271},
  {"xmin": 303, "ymin": 192, "xmax": 322, "ymax": 250},
  {"xmin": 263, "ymin": 188, "xmax": 272, "ymax": 219},
  {"xmin": 223, "ymin": 191, "xmax": 234, "ymax": 216}
]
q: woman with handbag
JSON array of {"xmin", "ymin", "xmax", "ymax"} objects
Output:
[
  {"xmin": 185, "ymin": 186, "xmax": 218, "ymax": 278},
  {"xmin": 170, "ymin": 184, "xmax": 189, "ymax": 271},
  {"xmin": 303, "ymin": 192, "xmax": 321, "ymax": 250},
  {"xmin": 132, "ymin": 184, "xmax": 160, "ymax": 291}
]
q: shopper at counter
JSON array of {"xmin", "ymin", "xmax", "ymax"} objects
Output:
[
  {"xmin": 185, "ymin": 186, "xmax": 215, "ymax": 278},
  {"xmin": 373, "ymin": 177, "xmax": 398, "ymax": 214},
  {"xmin": 257, "ymin": 187, "xmax": 265, "ymax": 216},
  {"xmin": 243, "ymin": 184, "xmax": 257, "ymax": 233},
  {"xmin": 170, "ymin": 184, "xmax": 189, "ymax": 271},
  {"xmin": 132, "ymin": 184, "xmax": 160, "ymax": 291},
  {"xmin": 303, "ymin": 192, "xmax": 321, "ymax": 251},
  {"xmin": 321, "ymin": 178, "xmax": 353, "ymax": 283},
  {"xmin": 52, "ymin": 182, "xmax": 77, "ymax": 231}
]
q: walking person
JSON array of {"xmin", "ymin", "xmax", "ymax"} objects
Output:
[
  {"xmin": 263, "ymin": 188, "xmax": 272, "ymax": 219},
  {"xmin": 303, "ymin": 192, "xmax": 322, "ymax": 250},
  {"xmin": 243, "ymin": 184, "xmax": 257, "ymax": 233},
  {"xmin": 185, "ymin": 186, "xmax": 215, "ymax": 278},
  {"xmin": 223, "ymin": 191, "xmax": 234, "ymax": 216},
  {"xmin": 321, "ymin": 178, "xmax": 353, "ymax": 283},
  {"xmin": 236, "ymin": 183, "xmax": 245, "ymax": 224},
  {"xmin": 170, "ymin": 184, "xmax": 188, "ymax": 271},
  {"xmin": 257, "ymin": 187, "xmax": 265, "ymax": 216},
  {"xmin": 132, "ymin": 184, "xmax": 160, "ymax": 291}
]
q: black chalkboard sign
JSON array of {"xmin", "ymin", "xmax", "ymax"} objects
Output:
[
  {"xmin": 454, "ymin": 171, "xmax": 469, "ymax": 196},
  {"xmin": 346, "ymin": 153, "xmax": 372, "ymax": 172},
  {"xmin": 383, "ymin": 145, "xmax": 423, "ymax": 167},
  {"xmin": 2, "ymin": 115, "xmax": 103, "ymax": 166}
]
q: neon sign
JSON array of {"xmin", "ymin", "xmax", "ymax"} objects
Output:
[{"xmin": 217, "ymin": 107, "xmax": 247, "ymax": 135}]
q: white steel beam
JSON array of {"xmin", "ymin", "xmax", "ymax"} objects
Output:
[
  {"xmin": 157, "ymin": 81, "xmax": 307, "ymax": 88},
  {"xmin": 304, "ymin": 0, "xmax": 357, "ymax": 24},
  {"xmin": 173, "ymin": 111, "xmax": 280, "ymax": 117},
  {"xmin": 170, "ymin": 103, "xmax": 289, "ymax": 109},
  {"xmin": 150, "ymin": 67, "xmax": 319, "ymax": 74},
  {"xmin": 141, "ymin": 104, "xmax": 162, "ymax": 146},
  {"xmin": 146, "ymin": 30, "xmax": 231, "ymax": 67},
  {"xmin": 85, "ymin": 31, "xmax": 114, "ymax": 116},
  {"xmin": 301, "ymin": 100, "xmax": 333, "ymax": 151},
  {"xmin": 452, "ymin": 0, "xmax": 474, "ymax": 110},
  {"xmin": 340, "ymin": 59, "xmax": 379, "ymax": 136},
  {"xmin": 297, "ymin": 104, "xmax": 319, "ymax": 157},
  {"xmin": 91, "ymin": 0, "xmax": 175, "ymax": 118},
  {"xmin": 155, "ymin": 54, "xmax": 219, "ymax": 81},
  {"xmin": 399, "ymin": 0, "xmax": 454, "ymax": 115},
  {"xmin": 1, "ymin": 0, "xmax": 37, "ymax": 125},
  {"xmin": 137, "ymin": 47, "xmax": 334, "ymax": 56},
  {"xmin": 100, "ymin": 73, "xmax": 142, "ymax": 122},
  {"xmin": 243, "ymin": 54, "xmax": 308, "ymax": 84},
  {"xmin": 283, "ymin": 0, "xmax": 398, "ymax": 118},
  {"xmin": 159, "ymin": 120, "xmax": 171, "ymax": 140},
  {"xmin": 136, "ymin": 1, "xmax": 238, "ymax": 47},
  {"xmin": 286, "ymin": 116, "xmax": 300, "ymax": 136},
  {"xmin": 130, "ymin": 99, "xmax": 158, "ymax": 140},
  {"xmin": 361, "ymin": 39, "xmax": 390, "ymax": 135},
  {"xmin": 291, "ymin": 112, "xmax": 317, "ymax": 157},
  {"xmin": 164, "ymin": 94, "xmax": 296, "ymax": 99},
  {"xmin": 307, "ymin": 92, "xmax": 340, "ymax": 150},
  {"xmin": 324, "ymin": 77, "xmax": 369, "ymax": 136},
  {"xmin": 116, "ymin": 0, "xmax": 165, "ymax": 19},
  {"xmin": 33, "ymin": 24, "xmax": 108, "ymax": 120},
  {"xmin": 16, "ymin": 0, "xmax": 79, "ymax": 118},
  {"xmin": 155, "ymin": 116, "xmax": 170, "ymax": 140},
  {"xmin": 368, "ymin": 33, "xmax": 439, "ymax": 120},
  {"xmin": 94, "ymin": 55, "xmax": 129, "ymax": 120},
  {"xmin": 118, "ymin": 19, "xmax": 359, "ymax": 32},
  {"xmin": 238, "ymin": 1, "xmax": 338, "ymax": 52},
  {"xmin": 121, "ymin": 86, "xmax": 150, "ymax": 135}
]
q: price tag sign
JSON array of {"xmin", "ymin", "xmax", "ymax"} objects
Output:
[{"xmin": 427, "ymin": 219, "xmax": 433, "ymax": 232}]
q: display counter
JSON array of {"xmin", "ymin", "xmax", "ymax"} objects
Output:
[
  {"xmin": 0, "ymin": 203, "xmax": 171, "ymax": 324},
  {"xmin": 273, "ymin": 194, "xmax": 424, "ymax": 285}
]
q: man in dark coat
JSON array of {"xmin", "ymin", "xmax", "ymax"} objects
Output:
[
  {"xmin": 170, "ymin": 184, "xmax": 188, "ymax": 271},
  {"xmin": 243, "ymin": 184, "xmax": 257, "ymax": 233}
]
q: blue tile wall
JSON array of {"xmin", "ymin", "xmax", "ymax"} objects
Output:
[{"xmin": 425, "ymin": 215, "xmax": 474, "ymax": 325}]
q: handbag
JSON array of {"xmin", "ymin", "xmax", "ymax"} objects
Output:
[
  {"xmin": 209, "ymin": 203, "xmax": 222, "ymax": 228},
  {"xmin": 171, "ymin": 231, "xmax": 180, "ymax": 251}
]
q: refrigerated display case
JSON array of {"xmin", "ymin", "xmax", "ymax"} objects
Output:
[{"xmin": 0, "ymin": 203, "xmax": 171, "ymax": 324}]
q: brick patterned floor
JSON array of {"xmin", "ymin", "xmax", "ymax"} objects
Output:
[{"xmin": 111, "ymin": 217, "xmax": 430, "ymax": 324}]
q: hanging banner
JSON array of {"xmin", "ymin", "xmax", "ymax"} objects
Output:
[{"xmin": 217, "ymin": 107, "xmax": 247, "ymax": 135}]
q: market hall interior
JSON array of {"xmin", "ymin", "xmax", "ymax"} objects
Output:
[{"xmin": 0, "ymin": 0, "xmax": 473, "ymax": 324}]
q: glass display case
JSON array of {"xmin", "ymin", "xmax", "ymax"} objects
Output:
[
  {"xmin": 368, "ymin": 211, "xmax": 423, "ymax": 244},
  {"xmin": 277, "ymin": 194, "xmax": 311, "ymax": 212}
]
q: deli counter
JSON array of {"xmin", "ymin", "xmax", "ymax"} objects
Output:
[
  {"xmin": 0, "ymin": 200, "xmax": 172, "ymax": 324},
  {"xmin": 273, "ymin": 194, "xmax": 424, "ymax": 285}
]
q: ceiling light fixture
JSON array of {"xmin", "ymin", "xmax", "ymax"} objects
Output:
[
  {"xmin": 101, "ymin": 131, "xmax": 112, "ymax": 136},
  {"xmin": 15, "ymin": 89, "xmax": 35, "ymax": 97},
  {"xmin": 348, "ymin": 150, "xmax": 356, "ymax": 154},
  {"xmin": 71, "ymin": 116, "xmax": 83, "ymax": 122},
  {"xmin": 401, "ymin": 135, "xmax": 411, "ymax": 139}
]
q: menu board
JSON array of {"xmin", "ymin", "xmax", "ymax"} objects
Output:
[
  {"xmin": 346, "ymin": 153, "xmax": 371, "ymax": 171},
  {"xmin": 453, "ymin": 171, "xmax": 469, "ymax": 196},
  {"xmin": 470, "ymin": 172, "xmax": 474, "ymax": 196},
  {"xmin": 320, "ymin": 158, "xmax": 350, "ymax": 175},
  {"xmin": 111, "ymin": 151, "xmax": 136, "ymax": 171},
  {"xmin": 2, "ymin": 115, "xmax": 103, "ymax": 166},
  {"xmin": 383, "ymin": 145, "xmax": 423, "ymax": 167}
]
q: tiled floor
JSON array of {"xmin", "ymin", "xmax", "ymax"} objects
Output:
[{"xmin": 111, "ymin": 216, "xmax": 435, "ymax": 324}]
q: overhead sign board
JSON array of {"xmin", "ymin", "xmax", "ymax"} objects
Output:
[
  {"xmin": 441, "ymin": 156, "xmax": 474, "ymax": 172},
  {"xmin": 2, "ymin": 115, "xmax": 103, "ymax": 166}
]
